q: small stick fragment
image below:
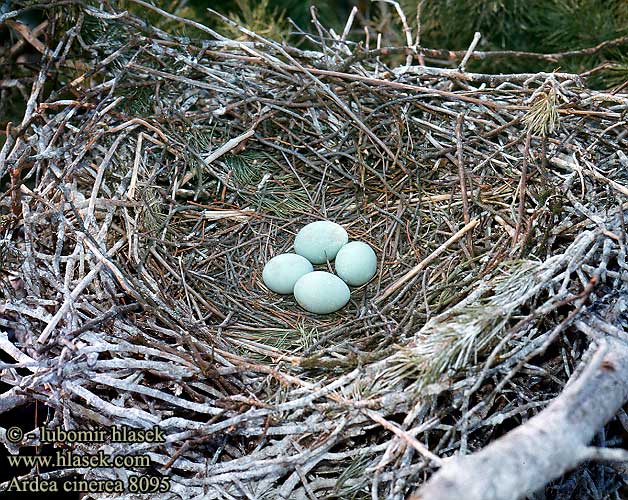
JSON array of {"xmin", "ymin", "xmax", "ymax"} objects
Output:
[
  {"xmin": 365, "ymin": 409, "xmax": 443, "ymax": 465},
  {"xmin": 377, "ymin": 218, "xmax": 479, "ymax": 302},
  {"xmin": 455, "ymin": 113, "xmax": 473, "ymax": 258},
  {"xmin": 180, "ymin": 129, "xmax": 255, "ymax": 188},
  {"xmin": 513, "ymin": 130, "xmax": 531, "ymax": 247},
  {"xmin": 459, "ymin": 32, "xmax": 481, "ymax": 72}
]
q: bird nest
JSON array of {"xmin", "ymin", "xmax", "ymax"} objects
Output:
[{"xmin": 1, "ymin": 2, "xmax": 627, "ymax": 499}]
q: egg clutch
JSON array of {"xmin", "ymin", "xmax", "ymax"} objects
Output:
[{"xmin": 262, "ymin": 221, "xmax": 377, "ymax": 314}]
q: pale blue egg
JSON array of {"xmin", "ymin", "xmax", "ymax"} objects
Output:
[
  {"xmin": 262, "ymin": 253, "xmax": 313, "ymax": 294},
  {"xmin": 334, "ymin": 241, "xmax": 377, "ymax": 286},
  {"xmin": 294, "ymin": 221, "xmax": 348, "ymax": 264},
  {"xmin": 293, "ymin": 271, "xmax": 350, "ymax": 314}
]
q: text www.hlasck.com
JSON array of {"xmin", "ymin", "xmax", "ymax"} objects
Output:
[{"xmin": 8, "ymin": 451, "xmax": 150, "ymax": 468}]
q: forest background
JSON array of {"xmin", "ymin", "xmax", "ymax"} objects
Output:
[{"xmin": 145, "ymin": 0, "xmax": 628, "ymax": 88}]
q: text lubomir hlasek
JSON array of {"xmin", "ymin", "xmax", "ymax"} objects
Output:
[{"xmin": 37, "ymin": 425, "xmax": 166, "ymax": 443}]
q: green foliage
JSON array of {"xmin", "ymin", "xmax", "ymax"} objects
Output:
[
  {"xmin": 595, "ymin": 55, "xmax": 628, "ymax": 88},
  {"xmin": 186, "ymin": 0, "xmax": 316, "ymax": 39},
  {"xmin": 405, "ymin": 0, "xmax": 628, "ymax": 51},
  {"xmin": 220, "ymin": 0, "xmax": 289, "ymax": 40},
  {"xmin": 404, "ymin": 0, "xmax": 534, "ymax": 50},
  {"xmin": 120, "ymin": 85, "xmax": 155, "ymax": 117},
  {"xmin": 79, "ymin": 11, "xmax": 129, "ymax": 47},
  {"xmin": 402, "ymin": 0, "xmax": 628, "ymax": 86},
  {"xmin": 330, "ymin": 453, "xmax": 370, "ymax": 498},
  {"xmin": 531, "ymin": 0, "xmax": 621, "ymax": 52}
]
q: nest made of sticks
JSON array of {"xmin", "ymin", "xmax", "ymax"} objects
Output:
[{"xmin": 1, "ymin": 2, "xmax": 627, "ymax": 499}]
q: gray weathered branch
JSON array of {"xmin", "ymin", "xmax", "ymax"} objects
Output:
[{"xmin": 411, "ymin": 332, "xmax": 628, "ymax": 500}]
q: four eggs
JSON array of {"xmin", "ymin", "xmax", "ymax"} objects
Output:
[{"xmin": 262, "ymin": 221, "xmax": 377, "ymax": 314}]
